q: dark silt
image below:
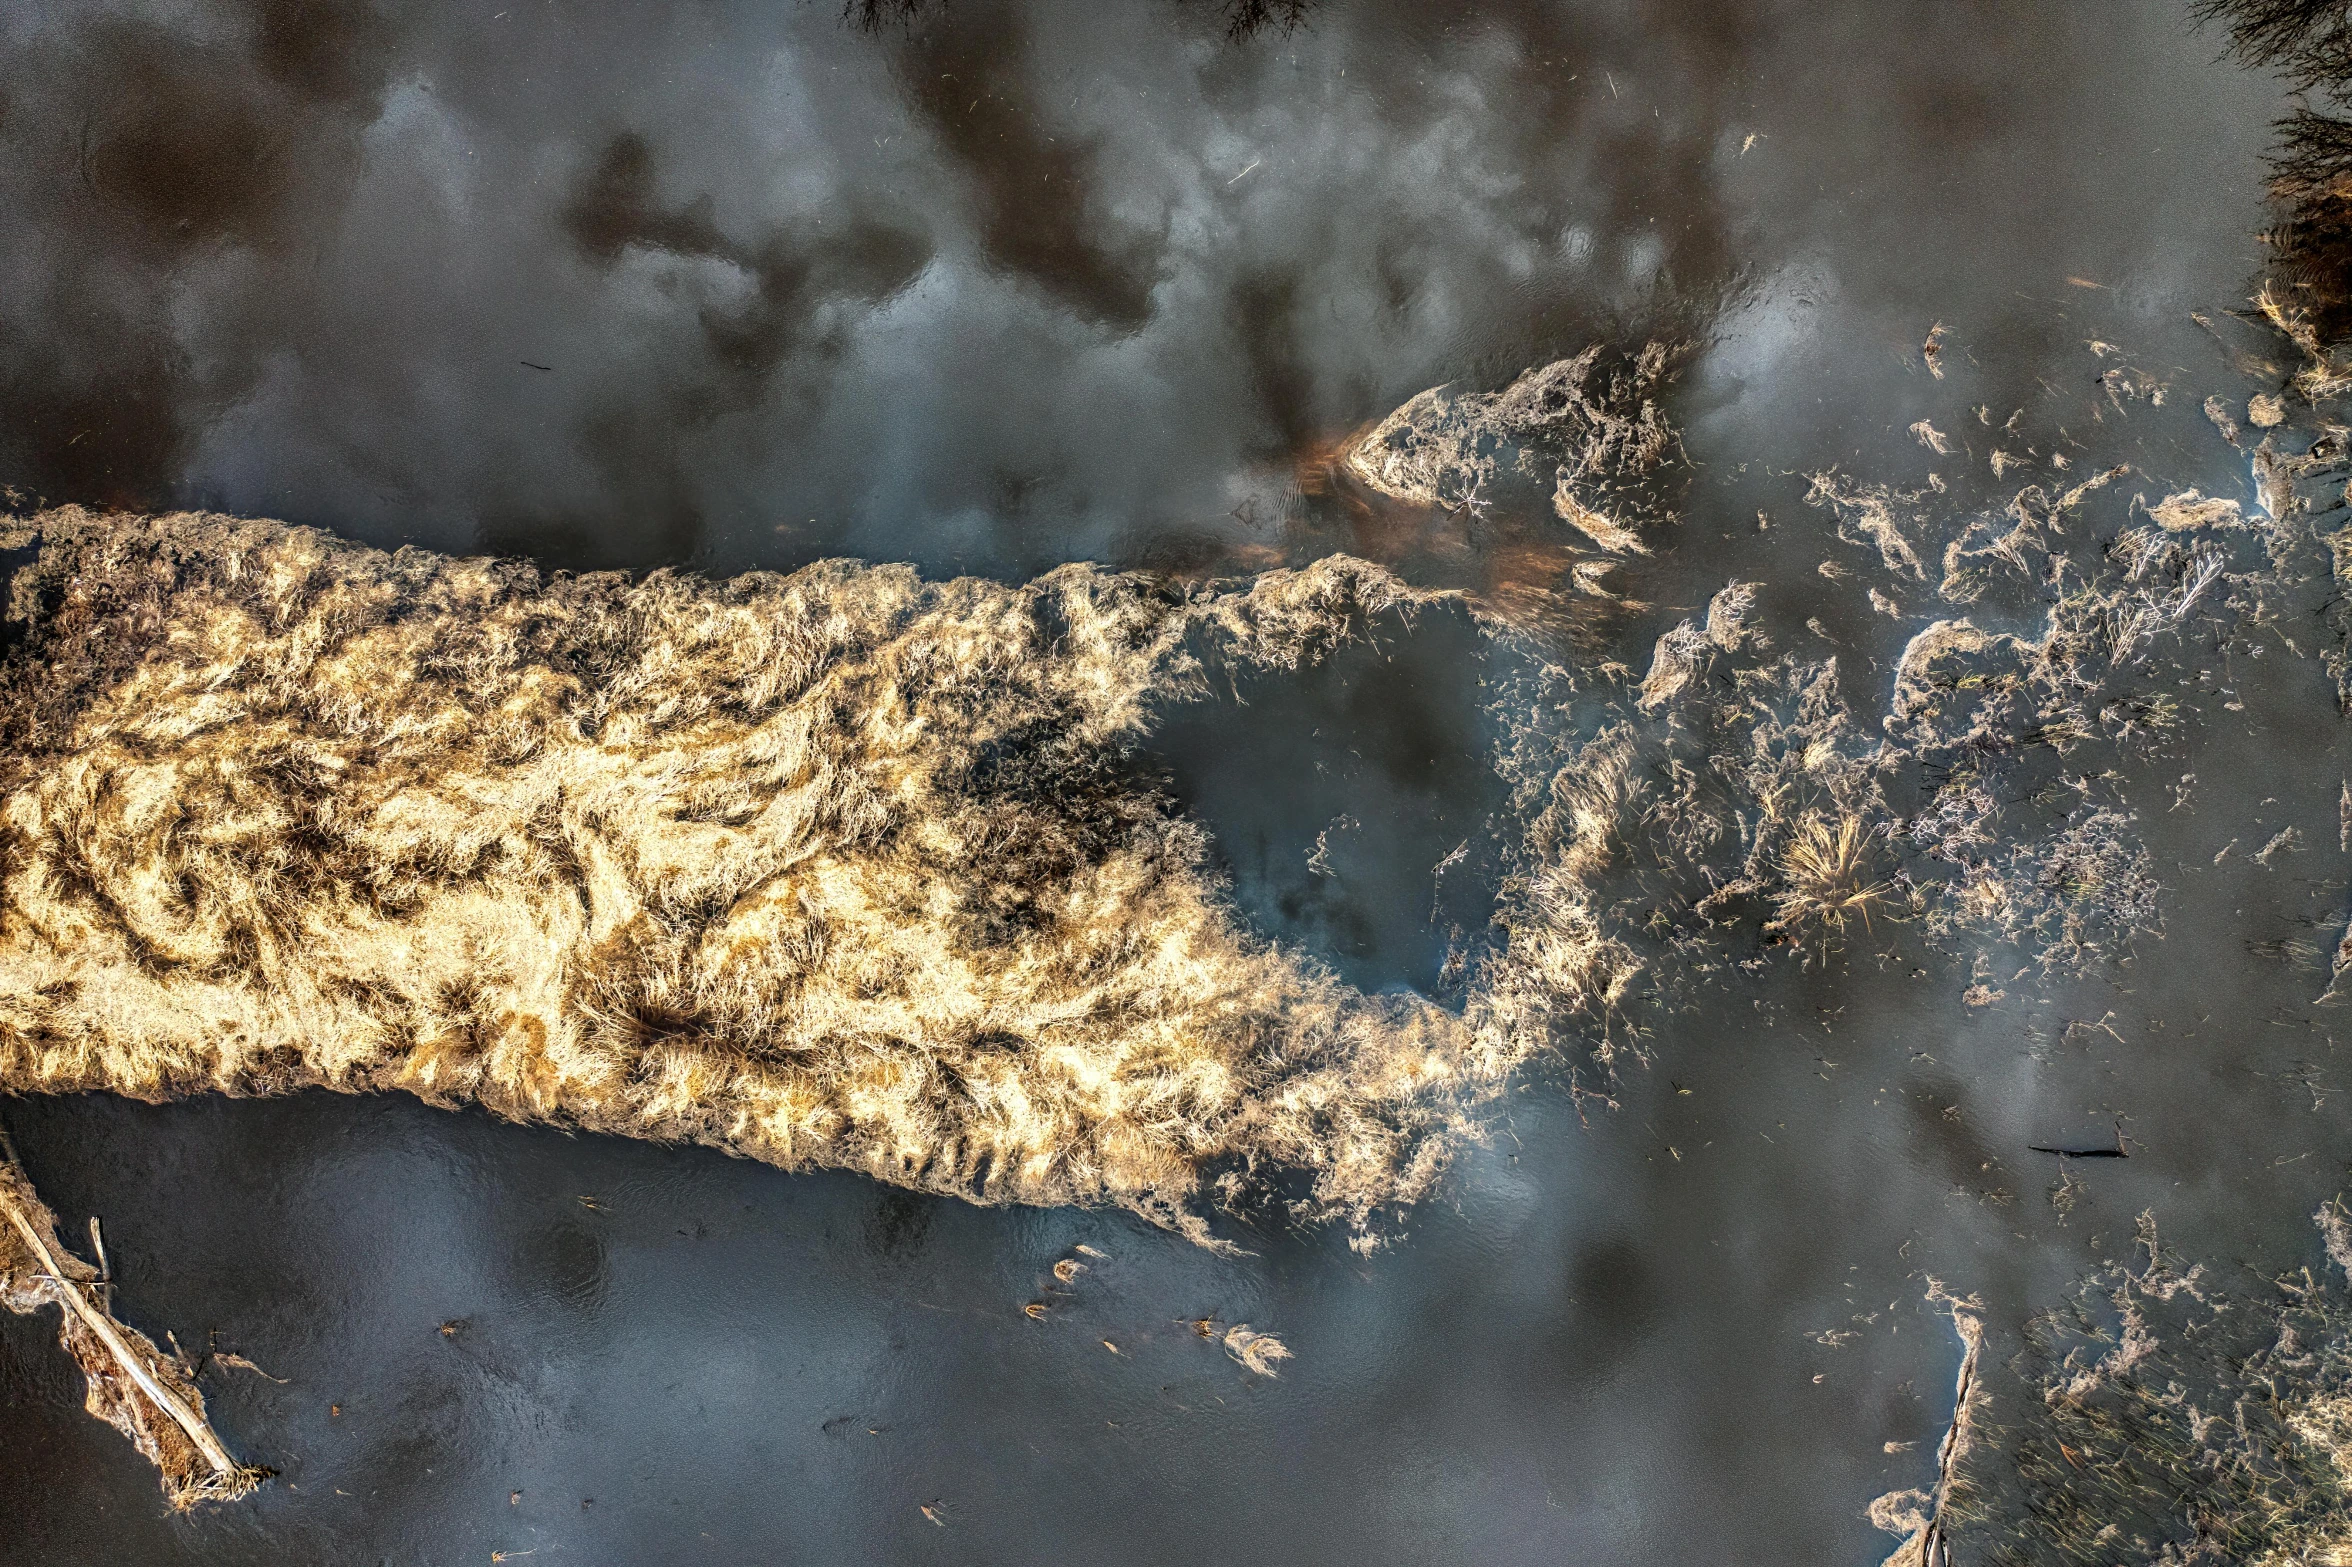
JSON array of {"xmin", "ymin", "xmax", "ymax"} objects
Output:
[{"xmin": 0, "ymin": 2, "xmax": 2337, "ymax": 1563}]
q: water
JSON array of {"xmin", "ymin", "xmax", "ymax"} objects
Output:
[{"xmin": 0, "ymin": 2, "xmax": 2336, "ymax": 1563}]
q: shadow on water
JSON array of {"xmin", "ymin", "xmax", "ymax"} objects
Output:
[{"xmin": 1149, "ymin": 600, "xmax": 1513, "ymax": 1000}]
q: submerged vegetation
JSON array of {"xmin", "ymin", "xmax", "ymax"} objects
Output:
[{"xmin": 1879, "ymin": 1211, "xmax": 2352, "ymax": 1567}]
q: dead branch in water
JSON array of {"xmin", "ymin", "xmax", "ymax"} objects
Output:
[
  {"xmin": 1871, "ymin": 1280, "xmax": 1985, "ymax": 1567},
  {"xmin": 0, "ymin": 1123, "xmax": 265, "ymax": 1509}
]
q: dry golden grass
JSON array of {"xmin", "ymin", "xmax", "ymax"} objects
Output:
[
  {"xmin": 1221, "ymin": 1323, "xmax": 1292, "ymax": 1376},
  {"xmin": 1769, "ymin": 813, "xmax": 1893, "ymax": 937},
  {"xmin": 0, "ymin": 507, "xmax": 1536, "ymax": 1245}
]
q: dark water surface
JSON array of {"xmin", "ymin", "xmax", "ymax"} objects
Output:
[{"xmin": 0, "ymin": 2, "xmax": 2336, "ymax": 1563}]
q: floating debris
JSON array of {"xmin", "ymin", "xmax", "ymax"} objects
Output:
[
  {"xmin": 210, "ymin": 1352, "xmax": 288, "ymax": 1384},
  {"xmin": 1807, "ymin": 472, "xmax": 1928, "ymax": 579},
  {"xmin": 1345, "ymin": 342, "xmax": 1684, "ymax": 551},
  {"xmin": 2145, "ymin": 488, "xmax": 2245, "ymax": 532},
  {"xmin": 2206, "ymin": 392, "xmax": 2243, "ymax": 444},
  {"xmin": 0, "ymin": 1130, "xmax": 267, "ymax": 1509},
  {"xmin": 2027, "ymin": 1122, "xmax": 2128, "ymax": 1157},
  {"xmin": 1222, "ymin": 1324, "xmax": 1293, "ymax": 1377},
  {"xmin": 1637, "ymin": 580, "xmax": 1759, "ymax": 712},
  {"xmin": 1552, "ymin": 483, "xmax": 1651, "ymax": 554},
  {"xmin": 1910, "ymin": 420, "xmax": 1953, "ymax": 455}
]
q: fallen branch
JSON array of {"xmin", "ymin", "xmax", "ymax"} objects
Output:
[
  {"xmin": 0, "ymin": 1124, "xmax": 266, "ymax": 1508},
  {"xmin": 2028, "ymin": 1123, "xmax": 2130, "ymax": 1159},
  {"xmin": 1870, "ymin": 1279, "xmax": 1986, "ymax": 1567}
]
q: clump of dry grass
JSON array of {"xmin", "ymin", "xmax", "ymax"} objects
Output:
[
  {"xmin": 1636, "ymin": 579, "xmax": 1758, "ymax": 711},
  {"xmin": 1767, "ymin": 812, "xmax": 1893, "ymax": 937},
  {"xmin": 1344, "ymin": 342, "xmax": 1684, "ymax": 552},
  {"xmin": 1221, "ymin": 1323, "xmax": 1292, "ymax": 1375},
  {"xmin": 0, "ymin": 507, "xmax": 1514, "ymax": 1245}
]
